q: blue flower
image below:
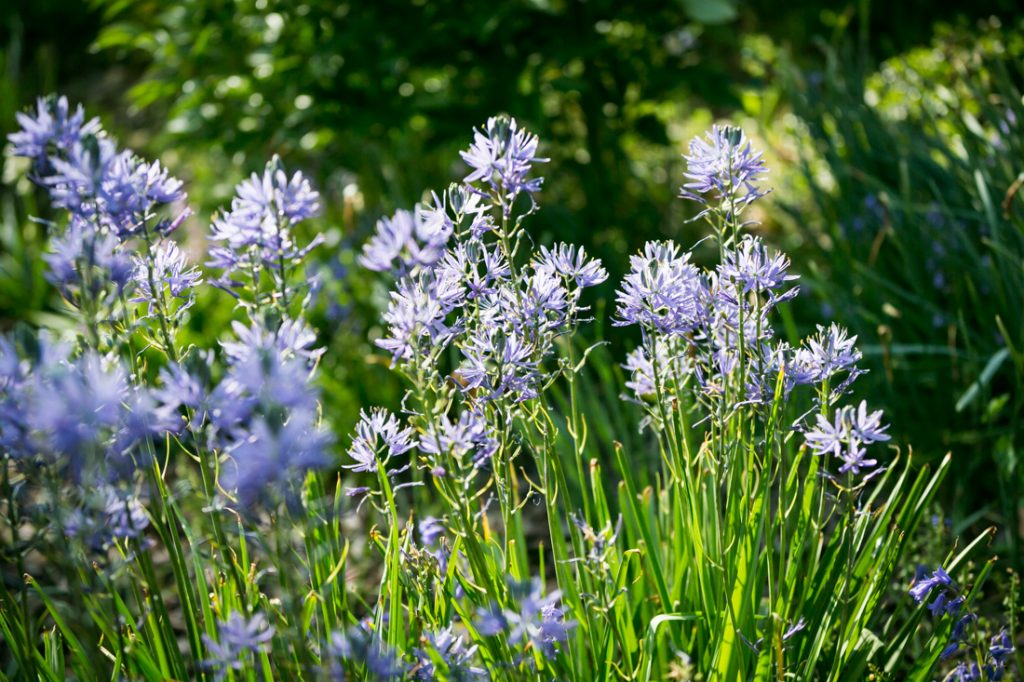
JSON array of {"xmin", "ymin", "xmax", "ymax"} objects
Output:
[
  {"xmin": 475, "ymin": 579, "xmax": 574, "ymax": 661},
  {"xmin": 98, "ymin": 155, "xmax": 186, "ymax": 238},
  {"xmin": 43, "ymin": 217, "xmax": 134, "ymax": 296},
  {"xmin": 622, "ymin": 338, "xmax": 692, "ymax": 402},
  {"xmin": 41, "ymin": 138, "xmax": 186, "ymax": 239},
  {"xmin": 418, "ymin": 409, "xmax": 497, "ymax": 468},
  {"xmin": 804, "ymin": 401, "xmax": 890, "ymax": 475},
  {"xmin": 207, "ymin": 318, "xmax": 333, "ymax": 508},
  {"xmin": 220, "ymin": 318, "xmax": 322, "ymax": 367},
  {"xmin": 101, "ymin": 487, "xmax": 150, "ymax": 539},
  {"xmin": 155, "ymin": 362, "xmax": 206, "ymax": 417},
  {"xmin": 359, "ymin": 206, "xmax": 449, "ymax": 274},
  {"xmin": 130, "ymin": 241, "xmax": 202, "ymax": 315},
  {"xmin": 208, "ymin": 157, "xmax": 322, "ymax": 287},
  {"xmin": 717, "ymin": 235, "xmax": 797, "ymax": 296},
  {"xmin": 615, "ymin": 241, "xmax": 708, "ymax": 335},
  {"xmin": 220, "ymin": 409, "xmax": 333, "ymax": 508},
  {"xmin": 44, "ymin": 136, "xmax": 119, "ymax": 215},
  {"xmin": 435, "ymin": 243, "xmax": 510, "ymax": 301},
  {"xmin": 458, "ymin": 328, "xmax": 540, "ymax": 403},
  {"xmin": 788, "ymin": 324, "xmax": 862, "ymax": 387},
  {"xmin": 65, "ymin": 485, "xmax": 150, "ymax": 551},
  {"xmin": 376, "ymin": 274, "xmax": 463, "ymax": 364},
  {"xmin": 474, "ymin": 603, "xmax": 508, "ymax": 637},
  {"xmin": 537, "ymin": 243, "xmax": 608, "ymax": 290},
  {"xmin": 946, "ymin": 662, "xmax": 982, "ymax": 681},
  {"xmin": 328, "ymin": 625, "xmax": 405, "ymax": 680},
  {"xmin": 460, "ymin": 116, "xmax": 547, "ymax": 212},
  {"xmin": 418, "ymin": 516, "xmax": 445, "ymax": 547},
  {"xmin": 909, "ymin": 565, "xmax": 955, "ymax": 603},
  {"xmin": 345, "ymin": 408, "xmax": 416, "ymax": 474},
  {"xmin": 8, "ymin": 95, "xmax": 101, "ymax": 173},
  {"xmin": 202, "ymin": 612, "xmax": 275, "ymax": 680},
  {"xmin": 412, "ymin": 626, "xmax": 486, "ymax": 681},
  {"xmin": 680, "ymin": 124, "xmax": 768, "ymax": 216},
  {"xmin": 985, "ymin": 630, "xmax": 1015, "ymax": 681}
]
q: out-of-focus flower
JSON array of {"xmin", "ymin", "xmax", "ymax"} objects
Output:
[
  {"xmin": 418, "ymin": 516, "xmax": 445, "ymax": 547},
  {"xmin": 207, "ymin": 318, "xmax": 333, "ymax": 508},
  {"xmin": 1, "ymin": 343, "xmax": 177, "ymax": 481},
  {"xmin": 622, "ymin": 338, "xmax": 692, "ymax": 402},
  {"xmin": 8, "ymin": 95, "xmax": 101, "ymax": 173},
  {"xmin": 202, "ymin": 612, "xmax": 275, "ymax": 680},
  {"xmin": 413, "ymin": 626, "xmax": 487, "ymax": 681},
  {"xmin": 475, "ymin": 579, "xmax": 574, "ymax": 661},
  {"xmin": 328, "ymin": 625, "xmax": 405, "ymax": 680},
  {"xmin": 220, "ymin": 410, "xmax": 333, "ymax": 508},
  {"xmin": 220, "ymin": 318, "xmax": 322, "ymax": 366},
  {"xmin": 44, "ymin": 217, "xmax": 134, "ymax": 296}
]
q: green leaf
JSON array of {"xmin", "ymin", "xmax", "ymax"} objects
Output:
[
  {"xmin": 956, "ymin": 347, "xmax": 1010, "ymax": 412},
  {"xmin": 679, "ymin": 0, "xmax": 737, "ymax": 24}
]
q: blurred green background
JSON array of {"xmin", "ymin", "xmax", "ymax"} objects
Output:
[{"xmin": 2, "ymin": 0, "xmax": 1023, "ymax": 561}]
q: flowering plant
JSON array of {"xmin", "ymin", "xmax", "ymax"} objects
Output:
[{"xmin": 0, "ymin": 100, "xmax": 1013, "ymax": 681}]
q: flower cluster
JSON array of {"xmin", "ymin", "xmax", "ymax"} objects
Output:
[
  {"xmin": 804, "ymin": 401, "xmax": 890, "ymax": 476},
  {"xmin": 11, "ymin": 97, "xmax": 186, "ymax": 239},
  {"xmin": 327, "ymin": 624, "xmax": 405, "ymax": 680},
  {"xmin": 788, "ymin": 323, "xmax": 862, "ymax": 390},
  {"xmin": 616, "ymin": 233, "xmax": 807, "ymax": 409},
  {"xmin": 65, "ymin": 484, "xmax": 151, "ymax": 552},
  {"xmin": 909, "ymin": 567, "xmax": 1014, "ymax": 680},
  {"xmin": 9, "ymin": 96, "xmax": 199, "ymax": 341},
  {"xmin": 355, "ymin": 117, "xmax": 604, "ymax": 511},
  {"xmin": 6, "ymin": 95, "xmax": 1013, "ymax": 682},
  {"xmin": 202, "ymin": 612, "xmax": 275, "ymax": 680},
  {"xmin": 680, "ymin": 124, "xmax": 768, "ymax": 219},
  {"xmin": 461, "ymin": 116, "xmax": 548, "ymax": 214},
  {"xmin": 615, "ymin": 241, "xmax": 706, "ymax": 335},
  {"xmin": 208, "ymin": 156, "xmax": 322, "ymax": 299},
  {"xmin": 476, "ymin": 579, "xmax": 574, "ymax": 662},
  {"xmin": 615, "ymin": 127, "xmax": 882, "ymax": 486},
  {"xmin": 412, "ymin": 626, "xmax": 487, "ymax": 681},
  {"xmin": 0, "ymin": 334, "xmax": 178, "ymax": 481},
  {"xmin": 200, "ymin": 317, "xmax": 334, "ymax": 508}
]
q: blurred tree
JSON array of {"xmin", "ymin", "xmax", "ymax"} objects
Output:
[{"xmin": 91, "ymin": 0, "xmax": 746, "ymax": 281}]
